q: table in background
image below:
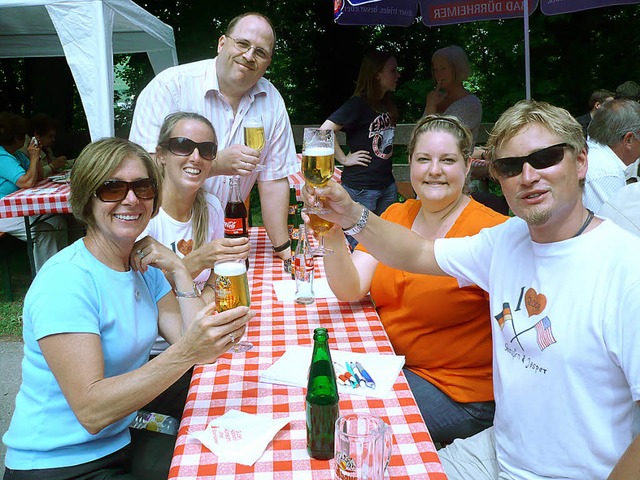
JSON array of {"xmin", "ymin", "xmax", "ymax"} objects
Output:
[
  {"xmin": 0, "ymin": 179, "xmax": 70, "ymax": 275},
  {"xmin": 169, "ymin": 227, "xmax": 446, "ymax": 480}
]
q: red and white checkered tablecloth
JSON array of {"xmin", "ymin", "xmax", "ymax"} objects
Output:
[
  {"xmin": 288, "ymin": 154, "xmax": 342, "ymax": 201},
  {"xmin": 169, "ymin": 227, "xmax": 447, "ymax": 480},
  {"xmin": 0, "ymin": 180, "xmax": 70, "ymax": 219}
]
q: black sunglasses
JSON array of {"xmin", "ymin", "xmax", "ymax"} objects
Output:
[
  {"xmin": 161, "ymin": 137, "xmax": 217, "ymax": 160},
  {"xmin": 493, "ymin": 143, "xmax": 568, "ymax": 178},
  {"xmin": 94, "ymin": 178, "xmax": 157, "ymax": 202}
]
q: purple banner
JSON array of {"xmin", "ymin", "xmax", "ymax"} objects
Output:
[
  {"xmin": 421, "ymin": 0, "xmax": 538, "ymax": 26},
  {"xmin": 334, "ymin": 0, "xmax": 419, "ymax": 26},
  {"xmin": 334, "ymin": 0, "xmax": 539, "ymax": 26},
  {"xmin": 541, "ymin": 0, "xmax": 640, "ymax": 16}
]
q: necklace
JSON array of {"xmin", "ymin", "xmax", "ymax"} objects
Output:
[
  {"xmin": 572, "ymin": 209, "xmax": 594, "ymax": 238},
  {"xmin": 439, "ymin": 195, "xmax": 465, "ymax": 223},
  {"xmin": 418, "ymin": 195, "xmax": 466, "ymax": 239}
]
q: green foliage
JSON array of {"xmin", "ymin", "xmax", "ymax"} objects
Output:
[{"xmin": 1, "ymin": 3, "xmax": 640, "ymax": 139}]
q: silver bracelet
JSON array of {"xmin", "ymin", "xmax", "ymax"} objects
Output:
[
  {"xmin": 342, "ymin": 204, "xmax": 370, "ymax": 236},
  {"xmin": 174, "ymin": 282, "xmax": 201, "ymax": 298}
]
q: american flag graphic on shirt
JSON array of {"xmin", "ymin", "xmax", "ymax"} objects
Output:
[{"xmin": 534, "ymin": 316, "xmax": 556, "ymax": 351}]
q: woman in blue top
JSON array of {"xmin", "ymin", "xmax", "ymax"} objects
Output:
[
  {"xmin": 320, "ymin": 51, "xmax": 401, "ymax": 249},
  {"xmin": 0, "ymin": 111, "xmax": 67, "ymax": 271},
  {"xmin": 2, "ymin": 138, "xmax": 253, "ymax": 479}
]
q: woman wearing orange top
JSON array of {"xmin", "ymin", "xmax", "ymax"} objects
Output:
[{"xmin": 321, "ymin": 115, "xmax": 507, "ymax": 444}]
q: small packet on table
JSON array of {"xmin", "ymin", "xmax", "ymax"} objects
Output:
[{"xmin": 188, "ymin": 409, "xmax": 291, "ymax": 466}]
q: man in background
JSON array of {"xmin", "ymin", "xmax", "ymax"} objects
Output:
[
  {"xmin": 574, "ymin": 89, "xmax": 613, "ymax": 137},
  {"xmin": 583, "ymin": 98, "xmax": 640, "ymax": 211},
  {"xmin": 130, "ymin": 12, "xmax": 298, "ymax": 261}
]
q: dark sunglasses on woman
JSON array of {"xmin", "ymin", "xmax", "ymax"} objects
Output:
[
  {"xmin": 160, "ymin": 137, "xmax": 218, "ymax": 160},
  {"xmin": 493, "ymin": 143, "xmax": 568, "ymax": 178},
  {"xmin": 94, "ymin": 178, "xmax": 157, "ymax": 202}
]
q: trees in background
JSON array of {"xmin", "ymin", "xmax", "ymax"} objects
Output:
[{"xmin": 1, "ymin": 1, "xmax": 639, "ymax": 143}]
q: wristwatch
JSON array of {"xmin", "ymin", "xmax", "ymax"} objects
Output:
[{"xmin": 342, "ymin": 204, "xmax": 370, "ymax": 236}]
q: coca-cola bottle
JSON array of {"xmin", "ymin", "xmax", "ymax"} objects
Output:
[
  {"xmin": 224, "ymin": 176, "xmax": 249, "ymax": 268},
  {"xmin": 294, "ymin": 224, "xmax": 314, "ymax": 304}
]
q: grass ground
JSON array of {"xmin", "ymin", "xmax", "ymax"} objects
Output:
[{"xmin": 0, "ymin": 234, "xmax": 31, "ymax": 339}]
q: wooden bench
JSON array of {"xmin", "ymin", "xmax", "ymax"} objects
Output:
[{"xmin": 291, "ymin": 122, "xmax": 494, "ymax": 200}]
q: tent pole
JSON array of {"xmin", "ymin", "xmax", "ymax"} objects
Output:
[{"xmin": 524, "ymin": 0, "xmax": 531, "ymax": 100}]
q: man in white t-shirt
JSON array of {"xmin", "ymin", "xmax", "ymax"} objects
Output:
[
  {"xmin": 130, "ymin": 12, "xmax": 298, "ymax": 261},
  {"xmin": 305, "ymin": 100, "xmax": 640, "ymax": 479},
  {"xmin": 583, "ymin": 98, "xmax": 640, "ymax": 211}
]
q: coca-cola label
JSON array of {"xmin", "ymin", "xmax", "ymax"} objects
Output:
[
  {"xmin": 294, "ymin": 256, "xmax": 314, "ymax": 282},
  {"xmin": 224, "ymin": 217, "xmax": 244, "ymax": 235}
]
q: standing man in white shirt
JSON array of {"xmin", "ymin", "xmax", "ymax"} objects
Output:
[
  {"xmin": 130, "ymin": 12, "xmax": 298, "ymax": 261},
  {"xmin": 583, "ymin": 98, "xmax": 640, "ymax": 211}
]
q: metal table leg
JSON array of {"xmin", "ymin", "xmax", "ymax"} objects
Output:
[{"xmin": 23, "ymin": 216, "xmax": 36, "ymax": 279}]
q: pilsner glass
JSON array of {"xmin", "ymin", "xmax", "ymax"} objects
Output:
[
  {"xmin": 302, "ymin": 128, "xmax": 335, "ymax": 191},
  {"xmin": 303, "ymin": 207, "xmax": 334, "ymax": 256},
  {"xmin": 302, "ymin": 128, "xmax": 335, "ymax": 255},
  {"xmin": 213, "ymin": 258, "xmax": 253, "ymax": 353},
  {"xmin": 244, "ymin": 115, "xmax": 265, "ymax": 172}
]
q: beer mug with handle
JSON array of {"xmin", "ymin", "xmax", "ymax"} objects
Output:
[
  {"xmin": 213, "ymin": 258, "xmax": 252, "ymax": 353},
  {"xmin": 334, "ymin": 413, "xmax": 392, "ymax": 480}
]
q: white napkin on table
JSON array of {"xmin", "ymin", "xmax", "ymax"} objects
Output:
[
  {"xmin": 188, "ymin": 410, "xmax": 291, "ymax": 466},
  {"xmin": 272, "ymin": 277, "xmax": 336, "ymax": 302},
  {"xmin": 259, "ymin": 345, "xmax": 405, "ymax": 399},
  {"xmin": 25, "ymin": 187, "xmax": 59, "ymax": 194}
]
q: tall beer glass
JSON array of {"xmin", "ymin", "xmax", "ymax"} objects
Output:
[
  {"xmin": 214, "ymin": 258, "xmax": 252, "ymax": 353},
  {"xmin": 244, "ymin": 115, "xmax": 265, "ymax": 172},
  {"xmin": 302, "ymin": 128, "xmax": 335, "ymax": 256}
]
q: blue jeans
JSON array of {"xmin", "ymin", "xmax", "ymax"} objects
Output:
[
  {"xmin": 404, "ymin": 368, "xmax": 495, "ymax": 445},
  {"xmin": 343, "ymin": 182, "xmax": 398, "ymax": 250}
]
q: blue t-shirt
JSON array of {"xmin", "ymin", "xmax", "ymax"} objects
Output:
[
  {"xmin": 2, "ymin": 239, "xmax": 171, "ymax": 470},
  {"xmin": 0, "ymin": 147, "xmax": 30, "ymax": 198}
]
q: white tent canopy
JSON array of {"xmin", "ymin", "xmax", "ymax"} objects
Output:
[{"xmin": 0, "ymin": 0, "xmax": 178, "ymax": 140}]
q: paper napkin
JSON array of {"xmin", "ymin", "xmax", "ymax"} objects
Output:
[
  {"xmin": 272, "ymin": 277, "xmax": 336, "ymax": 302},
  {"xmin": 259, "ymin": 345, "xmax": 405, "ymax": 399},
  {"xmin": 189, "ymin": 410, "xmax": 291, "ymax": 466},
  {"xmin": 25, "ymin": 187, "xmax": 59, "ymax": 194}
]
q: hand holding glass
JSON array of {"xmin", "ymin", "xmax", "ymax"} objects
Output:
[
  {"xmin": 244, "ymin": 115, "xmax": 265, "ymax": 172},
  {"xmin": 213, "ymin": 258, "xmax": 253, "ymax": 353}
]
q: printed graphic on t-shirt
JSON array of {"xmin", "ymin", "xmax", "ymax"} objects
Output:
[
  {"xmin": 369, "ymin": 113, "xmax": 394, "ymax": 159},
  {"xmin": 170, "ymin": 238, "xmax": 193, "ymax": 257},
  {"xmin": 494, "ymin": 287, "xmax": 557, "ymax": 374}
]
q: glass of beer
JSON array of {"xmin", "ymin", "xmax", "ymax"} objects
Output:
[
  {"xmin": 302, "ymin": 128, "xmax": 334, "ymax": 193},
  {"xmin": 213, "ymin": 258, "xmax": 253, "ymax": 353},
  {"xmin": 244, "ymin": 115, "xmax": 265, "ymax": 172},
  {"xmin": 303, "ymin": 207, "xmax": 334, "ymax": 256},
  {"xmin": 302, "ymin": 128, "xmax": 335, "ymax": 255}
]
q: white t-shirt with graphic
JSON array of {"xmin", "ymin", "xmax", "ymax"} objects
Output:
[
  {"xmin": 435, "ymin": 216, "xmax": 640, "ymax": 480},
  {"xmin": 141, "ymin": 191, "xmax": 224, "ymax": 354}
]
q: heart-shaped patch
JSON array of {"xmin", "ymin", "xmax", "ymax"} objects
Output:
[
  {"xmin": 177, "ymin": 239, "xmax": 193, "ymax": 256},
  {"xmin": 525, "ymin": 288, "xmax": 547, "ymax": 317}
]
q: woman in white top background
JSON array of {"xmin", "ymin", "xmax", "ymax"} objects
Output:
[{"xmin": 424, "ymin": 45, "xmax": 482, "ymax": 145}]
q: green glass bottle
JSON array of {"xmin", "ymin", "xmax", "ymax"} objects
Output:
[{"xmin": 306, "ymin": 327, "xmax": 339, "ymax": 460}]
